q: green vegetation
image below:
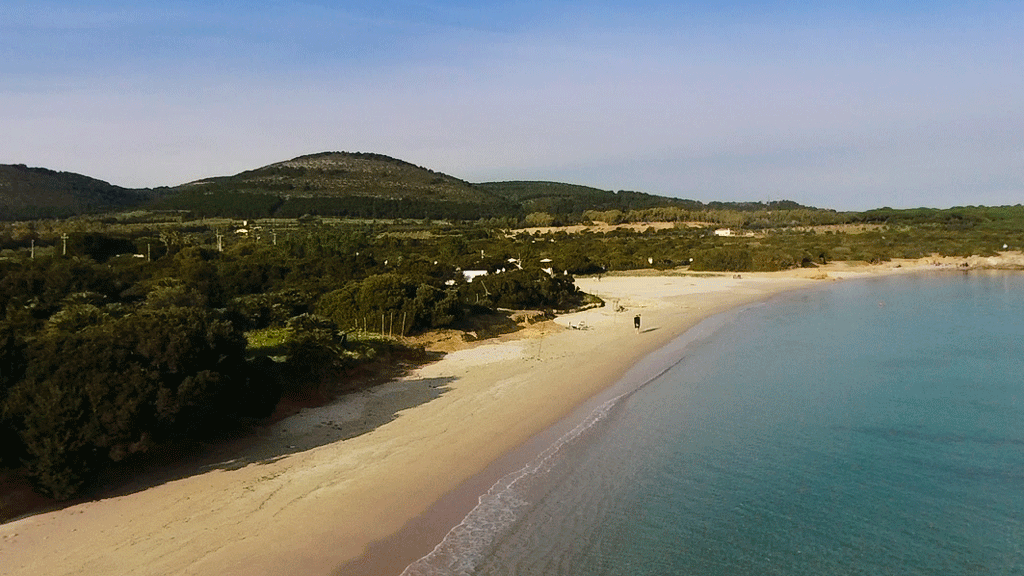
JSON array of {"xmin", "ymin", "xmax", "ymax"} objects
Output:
[
  {"xmin": 0, "ymin": 164, "xmax": 157, "ymax": 220},
  {"xmin": 1, "ymin": 203, "xmax": 1021, "ymax": 502},
  {"xmin": 3, "ymin": 153, "xmax": 822, "ymax": 223},
  {"xmin": 479, "ymin": 181, "xmax": 703, "ymax": 216},
  {"xmin": 4, "ymin": 150, "xmax": 1024, "ymax": 507},
  {"xmin": 0, "ymin": 218, "xmax": 589, "ymax": 501},
  {"xmin": 151, "ymin": 152, "xmax": 519, "ymax": 221}
]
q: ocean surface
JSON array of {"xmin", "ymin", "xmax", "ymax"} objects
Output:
[{"xmin": 404, "ymin": 272, "xmax": 1024, "ymax": 575}]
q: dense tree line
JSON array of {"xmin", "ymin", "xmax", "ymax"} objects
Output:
[
  {"xmin": 0, "ymin": 224, "xmax": 586, "ymax": 500},
  {"xmin": 151, "ymin": 190, "xmax": 519, "ymax": 221},
  {"xmin": 478, "ymin": 182, "xmax": 709, "ymax": 216},
  {"xmin": 271, "ymin": 196, "xmax": 516, "ymax": 221},
  {"xmin": 3, "ymin": 201, "xmax": 1023, "ymax": 500},
  {"xmin": 1, "ymin": 306, "xmax": 263, "ymax": 499},
  {"xmin": 0, "ymin": 164, "xmax": 155, "ymax": 222}
]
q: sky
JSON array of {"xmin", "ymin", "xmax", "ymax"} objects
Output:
[{"xmin": 1, "ymin": 1, "xmax": 1021, "ymax": 211}]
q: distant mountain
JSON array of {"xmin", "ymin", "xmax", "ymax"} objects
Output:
[
  {"xmin": 477, "ymin": 181, "xmax": 814, "ymax": 214},
  {"xmin": 178, "ymin": 152, "xmax": 503, "ymax": 204},
  {"xmin": 0, "ymin": 164, "xmax": 152, "ymax": 220},
  {"xmin": 156, "ymin": 151, "xmax": 516, "ymax": 220},
  {"xmin": 477, "ymin": 181, "xmax": 706, "ymax": 214},
  {"xmin": 2, "ymin": 152, "xmax": 814, "ymax": 221}
]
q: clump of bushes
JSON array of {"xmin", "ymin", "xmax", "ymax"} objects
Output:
[
  {"xmin": 316, "ymin": 273, "xmax": 463, "ymax": 335},
  {"xmin": 1, "ymin": 306, "xmax": 266, "ymax": 499}
]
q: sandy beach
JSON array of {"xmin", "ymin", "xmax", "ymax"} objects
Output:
[{"xmin": 1, "ymin": 257, "xmax": 1014, "ymax": 576}]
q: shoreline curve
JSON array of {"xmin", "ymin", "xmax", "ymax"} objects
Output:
[{"xmin": 0, "ymin": 259, "xmax": 1004, "ymax": 576}]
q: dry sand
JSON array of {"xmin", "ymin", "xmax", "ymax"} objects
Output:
[{"xmin": 1, "ymin": 257, "xmax": 1015, "ymax": 576}]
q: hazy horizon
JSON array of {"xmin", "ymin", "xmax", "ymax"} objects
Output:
[{"xmin": 2, "ymin": 1, "xmax": 1021, "ymax": 211}]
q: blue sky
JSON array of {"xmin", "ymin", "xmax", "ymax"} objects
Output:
[{"xmin": 2, "ymin": 1, "xmax": 1021, "ymax": 210}]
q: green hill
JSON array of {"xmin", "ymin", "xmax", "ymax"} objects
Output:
[
  {"xmin": 158, "ymin": 152, "xmax": 516, "ymax": 220},
  {"xmin": 0, "ymin": 164, "xmax": 152, "ymax": 220},
  {"xmin": 181, "ymin": 152, "xmax": 500, "ymax": 202},
  {"xmin": 2, "ymin": 152, "xmax": 815, "ymax": 222},
  {"xmin": 477, "ymin": 181, "xmax": 813, "ymax": 214},
  {"xmin": 477, "ymin": 181, "xmax": 707, "ymax": 214}
]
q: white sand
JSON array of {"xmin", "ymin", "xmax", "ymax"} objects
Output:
[{"xmin": 1, "ymin": 258, "xmax": 1009, "ymax": 576}]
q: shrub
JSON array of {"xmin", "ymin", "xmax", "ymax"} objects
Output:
[
  {"xmin": 317, "ymin": 274, "xmax": 461, "ymax": 334},
  {"xmin": 3, "ymin": 306, "xmax": 248, "ymax": 499},
  {"xmin": 460, "ymin": 269, "xmax": 581, "ymax": 310},
  {"xmin": 690, "ymin": 246, "xmax": 753, "ymax": 271}
]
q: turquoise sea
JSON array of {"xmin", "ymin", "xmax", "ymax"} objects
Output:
[{"xmin": 404, "ymin": 272, "xmax": 1024, "ymax": 575}]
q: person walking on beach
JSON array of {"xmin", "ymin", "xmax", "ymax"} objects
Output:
[{"xmin": 634, "ymin": 314, "xmax": 641, "ymax": 333}]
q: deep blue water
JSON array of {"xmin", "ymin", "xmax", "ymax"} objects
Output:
[{"xmin": 405, "ymin": 272, "xmax": 1024, "ymax": 575}]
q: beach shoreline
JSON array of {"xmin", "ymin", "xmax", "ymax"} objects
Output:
[
  {"xmin": 336, "ymin": 266, "xmax": 873, "ymax": 576},
  {"xmin": 338, "ymin": 276, "xmax": 811, "ymax": 576},
  {"xmin": 1, "ymin": 257, "xmax": 1015, "ymax": 576}
]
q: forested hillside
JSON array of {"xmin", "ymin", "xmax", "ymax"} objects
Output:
[
  {"xmin": 154, "ymin": 152, "xmax": 518, "ymax": 220},
  {"xmin": 0, "ymin": 164, "xmax": 154, "ymax": 220},
  {"xmin": 4, "ymin": 152, "xmax": 815, "ymax": 222}
]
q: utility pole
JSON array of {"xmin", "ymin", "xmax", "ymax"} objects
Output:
[
  {"xmin": 30, "ymin": 239, "xmax": 35, "ymax": 259},
  {"xmin": 61, "ymin": 233, "xmax": 68, "ymax": 256}
]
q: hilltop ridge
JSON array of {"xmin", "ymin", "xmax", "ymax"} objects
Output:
[
  {"xmin": 0, "ymin": 164, "xmax": 154, "ymax": 220},
  {"xmin": 180, "ymin": 151, "xmax": 503, "ymax": 205},
  {"xmin": 2, "ymin": 151, "xmax": 814, "ymax": 221}
]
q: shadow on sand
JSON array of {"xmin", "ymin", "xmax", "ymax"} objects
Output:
[
  {"xmin": 211, "ymin": 374, "xmax": 456, "ymax": 469},
  {"xmin": 2, "ymin": 371, "xmax": 455, "ymax": 524},
  {"xmin": 2, "ymin": 310, "xmax": 547, "ymax": 523}
]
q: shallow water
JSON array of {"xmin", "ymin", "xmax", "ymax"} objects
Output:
[{"xmin": 404, "ymin": 272, "xmax": 1024, "ymax": 575}]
